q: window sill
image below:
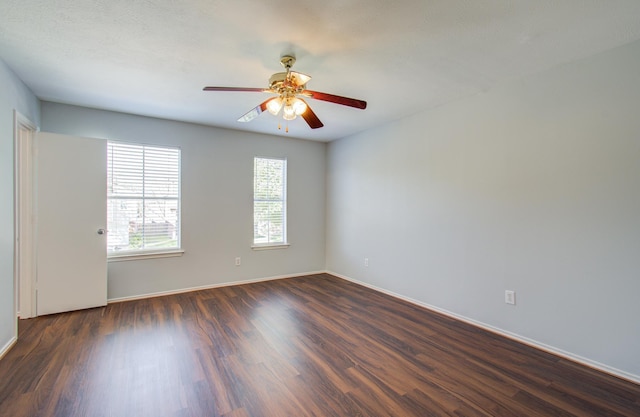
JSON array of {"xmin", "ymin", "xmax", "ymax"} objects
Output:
[
  {"xmin": 251, "ymin": 243, "xmax": 290, "ymax": 251},
  {"xmin": 108, "ymin": 249, "xmax": 185, "ymax": 262}
]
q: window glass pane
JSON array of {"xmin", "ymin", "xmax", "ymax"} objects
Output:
[
  {"xmin": 107, "ymin": 198, "xmax": 143, "ymax": 251},
  {"xmin": 108, "ymin": 143, "xmax": 144, "ymax": 197},
  {"xmin": 254, "ymin": 201, "xmax": 270, "ymax": 244},
  {"xmin": 142, "ymin": 199, "xmax": 179, "ymax": 249},
  {"xmin": 144, "ymin": 146, "xmax": 180, "ymax": 198}
]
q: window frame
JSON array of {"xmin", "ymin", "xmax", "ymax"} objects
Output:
[
  {"xmin": 106, "ymin": 140, "xmax": 183, "ymax": 261},
  {"xmin": 252, "ymin": 156, "xmax": 289, "ymax": 250}
]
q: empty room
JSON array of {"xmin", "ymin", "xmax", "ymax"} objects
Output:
[{"xmin": 1, "ymin": 1, "xmax": 639, "ymax": 416}]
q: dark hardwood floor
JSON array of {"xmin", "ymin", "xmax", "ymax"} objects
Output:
[{"xmin": 1, "ymin": 274, "xmax": 638, "ymax": 416}]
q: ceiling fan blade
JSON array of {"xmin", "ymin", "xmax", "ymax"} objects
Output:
[
  {"xmin": 299, "ymin": 99, "xmax": 324, "ymax": 129},
  {"xmin": 289, "ymin": 71, "xmax": 311, "ymax": 86},
  {"xmin": 305, "ymin": 90, "xmax": 367, "ymax": 109},
  {"xmin": 237, "ymin": 98, "xmax": 275, "ymax": 122},
  {"xmin": 203, "ymin": 87, "xmax": 266, "ymax": 92}
]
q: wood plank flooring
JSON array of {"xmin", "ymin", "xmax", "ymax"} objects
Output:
[{"xmin": 1, "ymin": 273, "xmax": 638, "ymax": 416}]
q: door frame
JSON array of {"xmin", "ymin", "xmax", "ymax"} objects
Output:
[{"xmin": 13, "ymin": 110, "xmax": 37, "ymax": 320}]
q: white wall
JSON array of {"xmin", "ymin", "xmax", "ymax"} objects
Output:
[
  {"xmin": 41, "ymin": 102, "xmax": 326, "ymax": 300},
  {"xmin": 327, "ymin": 40, "xmax": 640, "ymax": 381},
  {"xmin": 0, "ymin": 59, "xmax": 40, "ymax": 355}
]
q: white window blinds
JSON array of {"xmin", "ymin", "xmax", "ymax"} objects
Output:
[
  {"xmin": 253, "ymin": 157, "xmax": 287, "ymax": 245},
  {"xmin": 107, "ymin": 141, "xmax": 181, "ymax": 254}
]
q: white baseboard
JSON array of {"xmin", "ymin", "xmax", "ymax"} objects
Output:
[
  {"xmin": 329, "ymin": 271, "xmax": 640, "ymax": 386},
  {"xmin": 0, "ymin": 336, "xmax": 17, "ymax": 361},
  {"xmin": 107, "ymin": 271, "xmax": 327, "ymax": 303}
]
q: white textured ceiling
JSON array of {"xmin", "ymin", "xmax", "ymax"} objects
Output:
[{"xmin": 2, "ymin": 1, "xmax": 640, "ymax": 141}]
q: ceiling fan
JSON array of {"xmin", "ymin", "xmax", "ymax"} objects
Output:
[{"xmin": 203, "ymin": 56, "xmax": 367, "ymax": 130}]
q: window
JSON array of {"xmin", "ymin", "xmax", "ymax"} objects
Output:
[
  {"xmin": 107, "ymin": 141, "xmax": 181, "ymax": 255},
  {"xmin": 253, "ymin": 157, "xmax": 287, "ymax": 247}
]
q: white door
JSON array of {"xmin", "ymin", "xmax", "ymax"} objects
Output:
[{"xmin": 36, "ymin": 132, "xmax": 107, "ymax": 315}]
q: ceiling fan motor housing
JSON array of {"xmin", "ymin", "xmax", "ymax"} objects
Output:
[{"xmin": 269, "ymin": 72, "xmax": 288, "ymax": 90}]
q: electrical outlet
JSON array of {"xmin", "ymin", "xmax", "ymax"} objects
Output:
[
  {"xmin": 364, "ymin": 257, "xmax": 369, "ymax": 267},
  {"xmin": 505, "ymin": 290, "xmax": 516, "ymax": 305},
  {"xmin": 235, "ymin": 257, "xmax": 241, "ymax": 266}
]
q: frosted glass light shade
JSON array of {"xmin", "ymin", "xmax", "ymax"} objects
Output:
[
  {"xmin": 292, "ymin": 98, "xmax": 307, "ymax": 115},
  {"xmin": 283, "ymin": 103, "xmax": 296, "ymax": 120},
  {"xmin": 267, "ymin": 97, "xmax": 283, "ymax": 115}
]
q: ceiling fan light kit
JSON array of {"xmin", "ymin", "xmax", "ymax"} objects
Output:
[{"xmin": 203, "ymin": 55, "xmax": 366, "ymax": 130}]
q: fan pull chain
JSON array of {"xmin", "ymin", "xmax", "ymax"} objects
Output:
[{"xmin": 277, "ymin": 122, "xmax": 289, "ymax": 133}]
